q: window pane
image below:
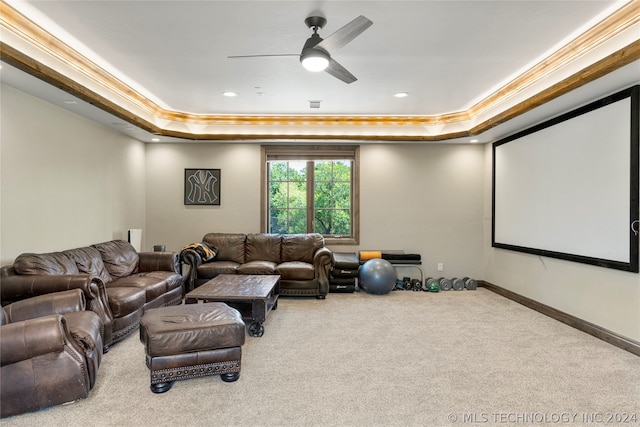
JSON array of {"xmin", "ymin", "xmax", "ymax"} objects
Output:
[
  {"xmin": 287, "ymin": 161, "xmax": 307, "ymax": 181},
  {"xmin": 333, "ymin": 161, "xmax": 351, "ymax": 181},
  {"xmin": 314, "ymin": 209, "xmax": 332, "ymax": 234},
  {"xmin": 269, "ymin": 182, "xmax": 286, "ymax": 208},
  {"xmin": 314, "ymin": 161, "xmax": 333, "ymax": 181},
  {"xmin": 288, "ymin": 181, "xmax": 306, "ymax": 208},
  {"xmin": 314, "ymin": 182, "xmax": 333, "ymax": 208},
  {"xmin": 269, "ymin": 162, "xmax": 288, "ymax": 181},
  {"xmin": 334, "ymin": 182, "xmax": 351, "ymax": 209},
  {"xmin": 333, "ymin": 209, "xmax": 351, "ymax": 235},
  {"xmin": 270, "ymin": 209, "xmax": 288, "ymax": 234},
  {"xmin": 314, "ymin": 209, "xmax": 351, "ymax": 235},
  {"xmin": 289, "ymin": 209, "xmax": 307, "ymax": 233}
]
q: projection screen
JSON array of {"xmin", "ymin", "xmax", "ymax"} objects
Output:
[{"xmin": 492, "ymin": 85, "xmax": 639, "ymax": 272}]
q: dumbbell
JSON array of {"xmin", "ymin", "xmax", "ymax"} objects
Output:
[
  {"xmin": 463, "ymin": 277, "xmax": 477, "ymax": 290},
  {"xmin": 411, "ymin": 279, "xmax": 422, "ymax": 291},
  {"xmin": 438, "ymin": 277, "xmax": 452, "ymax": 291},
  {"xmin": 424, "ymin": 277, "xmax": 439, "ymax": 292},
  {"xmin": 451, "ymin": 277, "xmax": 465, "ymax": 291}
]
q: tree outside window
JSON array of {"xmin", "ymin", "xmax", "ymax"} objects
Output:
[{"xmin": 313, "ymin": 161, "xmax": 351, "ymax": 236}]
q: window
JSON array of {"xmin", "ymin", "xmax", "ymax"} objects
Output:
[{"xmin": 261, "ymin": 145, "xmax": 359, "ymax": 245}]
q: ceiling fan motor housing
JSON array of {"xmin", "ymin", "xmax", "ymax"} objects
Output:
[{"xmin": 304, "ymin": 16, "xmax": 327, "ymax": 30}]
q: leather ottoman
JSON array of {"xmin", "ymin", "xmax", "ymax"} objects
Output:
[{"xmin": 139, "ymin": 303, "xmax": 245, "ymax": 393}]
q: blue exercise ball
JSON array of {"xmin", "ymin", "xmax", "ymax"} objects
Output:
[{"xmin": 360, "ymin": 258, "xmax": 396, "ymax": 295}]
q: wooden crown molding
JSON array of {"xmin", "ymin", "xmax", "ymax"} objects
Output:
[{"xmin": 1, "ymin": 0, "xmax": 638, "ymax": 140}]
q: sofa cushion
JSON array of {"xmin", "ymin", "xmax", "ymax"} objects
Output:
[
  {"xmin": 92, "ymin": 240, "xmax": 139, "ymax": 279},
  {"xmin": 246, "ymin": 234, "xmax": 281, "ymax": 264},
  {"xmin": 137, "ymin": 271, "xmax": 184, "ymax": 293},
  {"xmin": 13, "ymin": 252, "xmax": 79, "ymax": 276},
  {"xmin": 281, "ymin": 233, "xmax": 324, "ymax": 264},
  {"xmin": 197, "ymin": 261, "xmax": 239, "ymax": 279},
  {"xmin": 203, "ymin": 233, "xmax": 246, "ymax": 264},
  {"xmin": 105, "ymin": 287, "xmax": 145, "ymax": 318},
  {"xmin": 63, "ymin": 247, "xmax": 112, "ymax": 284},
  {"xmin": 107, "ymin": 275, "xmax": 170, "ymax": 303},
  {"xmin": 276, "ymin": 261, "xmax": 315, "ymax": 280},
  {"xmin": 236, "ymin": 261, "xmax": 277, "ymax": 275}
]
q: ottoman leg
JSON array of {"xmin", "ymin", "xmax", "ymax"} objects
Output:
[
  {"xmin": 150, "ymin": 381, "xmax": 174, "ymax": 394},
  {"xmin": 221, "ymin": 372, "xmax": 240, "ymax": 382}
]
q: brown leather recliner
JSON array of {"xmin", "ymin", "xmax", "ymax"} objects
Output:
[
  {"xmin": 1, "ymin": 240, "xmax": 184, "ymax": 349},
  {"xmin": 1, "ymin": 289, "xmax": 103, "ymax": 418}
]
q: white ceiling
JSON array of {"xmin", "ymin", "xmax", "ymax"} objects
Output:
[{"xmin": 1, "ymin": 0, "xmax": 639, "ymax": 143}]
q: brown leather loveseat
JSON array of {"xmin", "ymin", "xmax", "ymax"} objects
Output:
[
  {"xmin": 0, "ymin": 240, "xmax": 184, "ymax": 349},
  {"xmin": 181, "ymin": 233, "xmax": 332, "ymax": 299},
  {"xmin": 1, "ymin": 289, "xmax": 103, "ymax": 418}
]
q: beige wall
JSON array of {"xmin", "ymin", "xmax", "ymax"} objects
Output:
[
  {"xmin": 2, "ymin": 83, "xmax": 638, "ymax": 343},
  {"xmin": 348, "ymin": 144, "xmax": 485, "ymax": 278},
  {"xmin": 145, "ymin": 143, "xmax": 486, "ymax": 279},
  {"xmin": 0, "ymin": 84, "xmax": 146, "ymax": 264},
  {"xmin": 145, "ymin": 143, "xmax": 262, "ymax": 252}
]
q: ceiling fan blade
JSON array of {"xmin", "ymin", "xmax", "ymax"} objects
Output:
[
  {"xmin": 315, "ymin": 15, "xmax": 373, "ymax": 54},
  {"xmin": 325, "ymin": 58, "xmax": 357, "ymax": 84},
  {"xmin": 227, "ymin": 54, "xmax": 299, "ymax": 59}
]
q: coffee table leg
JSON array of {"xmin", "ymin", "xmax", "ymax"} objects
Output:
[{"xmin": 248, "ymin": 322, "xmax": 264, "ymax": 337}]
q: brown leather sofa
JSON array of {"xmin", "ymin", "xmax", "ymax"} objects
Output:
[
  {"xmin": 181, "ymin": 233, "xmax": 332, "ymax": 298},
  {"xmin": 0, "ymin": 240, "xmax": 184, "ymax": 349},
  {"xmin": 1, "ymin": 289, "xmax": 103, "ymax": 418}
]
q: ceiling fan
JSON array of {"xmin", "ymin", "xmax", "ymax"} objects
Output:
[{"xmin": 228, "ymin": 15, "xmax": 373, "ymax": 84}]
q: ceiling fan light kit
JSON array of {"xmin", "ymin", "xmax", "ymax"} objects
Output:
[{"xmin": 301, "ymin": 49, "xmax": 330, "ymax": 72}]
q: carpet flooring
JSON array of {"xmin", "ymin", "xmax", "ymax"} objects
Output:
[{"xmin": 2, "ymin": 288, "xmax": 639, "ymax": 427}]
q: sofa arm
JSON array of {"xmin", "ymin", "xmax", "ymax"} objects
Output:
[
  {"xmin": 313, "ymin": 247, "xmax": 333, "ymax": 295},
  {"xmin": 1, "ymin": 315, "xmax": 68, "ymax": 366},
  {"xmin": 3, "ymin": 289, "xmax": 85, "ymax": 323},
  {"xmin": 313, "ymin": 246, "xmax": 333, "ymax": 271},
  {"xmin": 0, "ymin": 274, "xmax": 113, "ymax": 346},
  {"xmin": 138, "ymin": 252, "xmax": 181, "ymax": 274},
  {"xmin": 180, "ymin": 248, "xmax": 204, "ymax": 292}
]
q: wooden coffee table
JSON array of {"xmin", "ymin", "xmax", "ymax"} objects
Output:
[{"xmin": 185, "ymin": 274, "xmax": 280, "ymax": 337}]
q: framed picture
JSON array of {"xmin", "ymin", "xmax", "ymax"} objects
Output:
[{"xmin": 184, "ymin": 169, "xmax": 220, "ymax": 205}]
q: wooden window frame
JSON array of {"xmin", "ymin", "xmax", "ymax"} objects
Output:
[{"xmin": 261, "ymin": 145, "xmax": 360, "ymax": 245}]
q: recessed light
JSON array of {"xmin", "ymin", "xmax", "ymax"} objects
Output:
[
  {"xmin": 151, "ymin": 138, "xmax": 160, "ymax": 142},
  {"xmin": 63, "ymin": 100, "xmax": 78, "ymax": 104},
  {"xmin": 394, "ymin": 92, "xmax": 409, "ymax": 98},
  {"xmin": 470, "ymin": 139, "xmax": 479, "ymax": 143},
  {"xmin": 222, "ymin": 91, "xmax": 238, "ymax": 97}
]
